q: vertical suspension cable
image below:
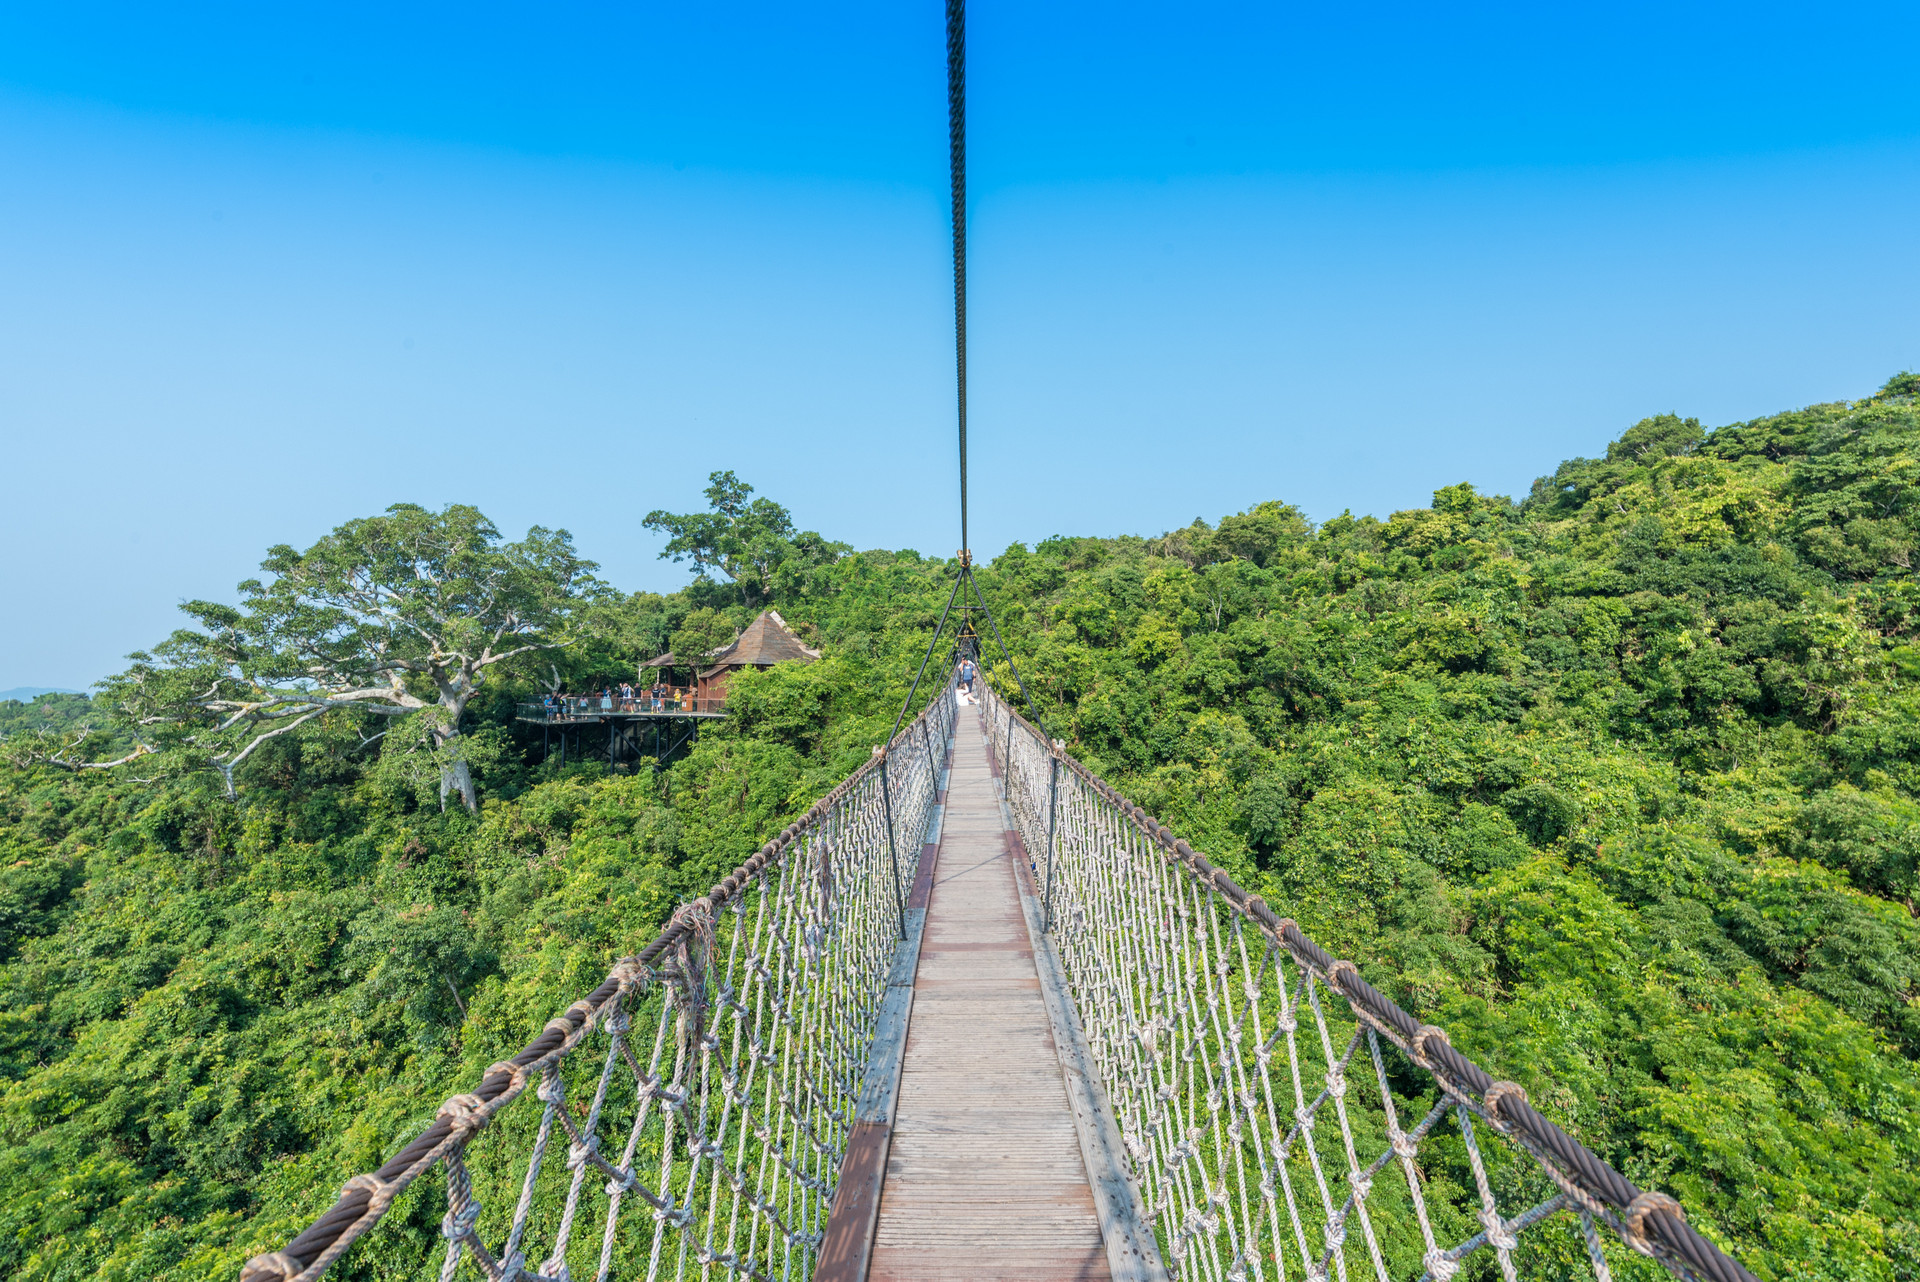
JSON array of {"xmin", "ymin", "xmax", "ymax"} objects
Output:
[{"xmin": 946, "ymin": 0, "xmax": 967, "ymax": 557}]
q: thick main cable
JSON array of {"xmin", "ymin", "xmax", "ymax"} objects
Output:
[{"xmin": 946, "ymin": 0, "xmax": 967, "ymax": 557}]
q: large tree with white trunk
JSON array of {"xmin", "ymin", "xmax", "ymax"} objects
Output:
[{"xmin": 94, "ymin": 503, "xmax": 596, "ymax": 809}]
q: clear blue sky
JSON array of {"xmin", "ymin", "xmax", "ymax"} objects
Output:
[{"xmin": 3, "ymin": 2, "xmax": 1917, "ymax": 690}]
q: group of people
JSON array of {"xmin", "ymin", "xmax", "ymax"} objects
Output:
[
  {"xmin": 538, "ymin": 659, "xmax": 983, "ymax": 718},
  {"xmin": 541, "ymin": 682, "xmax": 685, "ymax": 716}
]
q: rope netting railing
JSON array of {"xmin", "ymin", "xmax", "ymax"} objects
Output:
[
  {"xmin": 976, "ymin": 680, "xmax": 1756, "ymax": 1282},
  {"xmin": 241, "ymin": 678, "xmax": 958, "ymax": 1282}
]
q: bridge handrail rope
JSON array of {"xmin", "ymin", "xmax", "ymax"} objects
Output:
[
  {"xmin": 976, "ymin": 680, "xmax": 1757, "ymax": 1282},
  {"xmin": 241, "ymin": 674, "xmax": 960, "ymax": 1282}
]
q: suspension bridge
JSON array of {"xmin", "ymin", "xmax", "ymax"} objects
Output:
[
  {"xmin": 237, "ymin": 4, "xmax": 1761, "ymax": 1278},
  {"xmin": 239, "ymin": 653, "xmax": 1755, "ymax": 1282}
]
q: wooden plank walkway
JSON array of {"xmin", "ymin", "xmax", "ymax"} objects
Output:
[{"xmin": 866, "ymin": 706, "xmax": 1111, "ymax": 1282}]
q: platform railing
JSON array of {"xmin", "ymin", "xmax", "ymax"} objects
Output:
[
  {"xmin": 978, "ymin": 680, "xmax": 1755, "ymax": 1282},
  {"xmin": 519, "ymin": 691, "xmax": 727, "ymax": 720}
]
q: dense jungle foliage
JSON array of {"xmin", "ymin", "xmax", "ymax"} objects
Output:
[{"xmin": 1, "ymin": 375, "xmax": 1916, "ymax": 1280}]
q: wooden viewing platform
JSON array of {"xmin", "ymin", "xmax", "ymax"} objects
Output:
[{"xmin": 517, "ymin": 693, "xmax": 723, "ymax": 769}]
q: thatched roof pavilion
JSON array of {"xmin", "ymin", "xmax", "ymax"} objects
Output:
[{"xmin": 640, "ymin": 611, "xmax": 820, "ymax": 703}]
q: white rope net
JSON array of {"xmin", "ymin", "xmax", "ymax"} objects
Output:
[
  {"xmin": 243, "ymin": 684, "xmax": 956, "ymax": 1282},
  {"xmin": 977, "ymin": 680, "xmax": 1746, "ymax": 1282}
]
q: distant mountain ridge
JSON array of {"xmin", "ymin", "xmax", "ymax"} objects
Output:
[{"xmin": 0, "ymin": 687, "xmax": 81, "ymax": 704}]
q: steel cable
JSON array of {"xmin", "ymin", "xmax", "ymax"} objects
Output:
[{"xmin": 947, "ymin": 0, "xmax": 967, "ymax": 556}]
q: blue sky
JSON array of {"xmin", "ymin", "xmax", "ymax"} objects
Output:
[{"xmin": 3, "ymin": 2, "xmax": 1917, "ymax": 689}]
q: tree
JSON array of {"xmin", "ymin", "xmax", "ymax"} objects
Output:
[
  {"xmin": 97, "ymin": 504, "xmax": 596, "ymax": 810},
  {"xmin": 668, "ymin": 607, "xmax": 744, "ymax": 668},
  {"xmin": 644, "ymin": 471, "xmax": 848, "ymax": 606}
]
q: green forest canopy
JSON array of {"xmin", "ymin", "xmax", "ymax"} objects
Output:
[{"xmin": 0, "ymin": 375, "xmax": 1915, "ymax": 1280}]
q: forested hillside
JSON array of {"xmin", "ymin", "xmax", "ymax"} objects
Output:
[{"xmin": 1, "ymin": 376, "xmax": 1915, "ymax": 1280}]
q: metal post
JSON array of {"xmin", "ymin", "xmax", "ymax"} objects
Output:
[
  {"xmin": 1043, "ymin": 743, "xmax": 1061, "ymax": 932},
  {"xmin": 877, "ymin": 746, "xmax": 908, "ymax": 939}
]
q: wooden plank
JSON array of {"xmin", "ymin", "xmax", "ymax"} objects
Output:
[
  {"xmin": 817, "ymin": 1121, "xmax": 892, "ymax": 1282},
  {"xmin": 866, "ymin": 707, "xmax": 1118, "ymax": 1282},
  {"xmin": 854, "ymin": 986, "xmax": 915, "ymax": 1123}
]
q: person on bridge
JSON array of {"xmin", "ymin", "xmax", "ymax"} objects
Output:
[{"xmin": 958, "ymin": 656, "xmax": 977, "ymax": 700}]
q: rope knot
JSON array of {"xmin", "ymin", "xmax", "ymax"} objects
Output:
[
  {"xmin": 1623, "ymin": 1191, "xmax": 1685, "ymax": 1255},
  {"xmin": 482, "ymin": 1060, "xmax": 524, "ymax": 1090},
  {"xmin": 436, "ymin": 1093, "xmax": 490, "ymax": 1137},
  {"xmin": 609, "ymin": 955, "xmax": 646, "ymax": 988},
  {"xmin": 1483, "ymin": 1080, "xmax": 1528, "ymax": 1125},
  {"xmin": 1480, "ymin": 1207, "xmax": 1518, "ymax": 1251},
  {"xmin": 1325, "ymin": 959, "xmax": 1360, "ymax": 993},
  {"xmin": 1410, "ymin": 1024, "xmax": 1450, "ymax": 1066},
  {"xmin": 240, "ymin": 1252, "xmax": 307, "ymax": 1282},
  {"xmin": 1423, "ymin": 1248, "xmax": 1461, "ymax": 1281},
  {"xmin": 440, "ymin": 1196, "xmax": 482, "ymax": 1240},
  {"xmin": 340, "ymin": 1172, "xmax": 390, "ymax": 1201}
]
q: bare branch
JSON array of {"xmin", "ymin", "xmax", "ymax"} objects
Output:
[
  {"xmin": 77, "ymin": 743, "xmax": 158, "ymax": 771},
  {"xmin": 217, "ymin": 706, "xmax": 330, "ymax": 777}
]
